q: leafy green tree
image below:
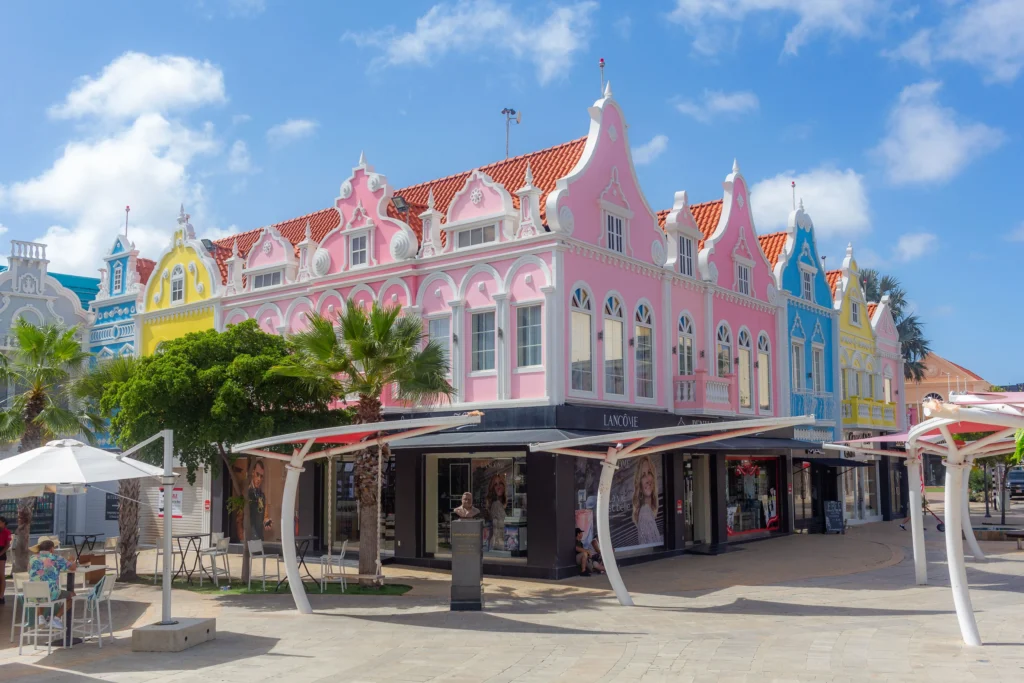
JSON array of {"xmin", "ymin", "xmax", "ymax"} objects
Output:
[
  {"xmin": 0, "ymin": 320, "xmax": 97, "ymax": 571},
  {"xmin": 99, "ymin": 320, "xmax": 346, "ymax": 581},
  {"xmin": 272, "ymin": 303, "xmax": 453, "ymax": 584},
  {"xmin": 860, "ymin": 269, "xmax": 932, "ymax": 382}
]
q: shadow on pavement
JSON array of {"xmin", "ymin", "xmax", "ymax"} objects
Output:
[
  {"xmin": 334, "ymin": 609, "xmax": 640, "ymax": 636},
  {"xmin": 0, "ymin": 598, "xmax": 150, "ymax": 653},
  {"xmin": 653, "ymin": 596, "xmax": 953, "ymax": 618},
  {"xmin": 0, "ymin": 662, "xmax": 101, "ymax": 682}
]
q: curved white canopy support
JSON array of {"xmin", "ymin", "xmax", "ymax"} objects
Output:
[
  {"xmin": 532, "ymin": 414, "xmax": 815, "ymax": 606},
  {"xmin": 236, "ymin": 414, "xmax": 483, "ymax": 615}
]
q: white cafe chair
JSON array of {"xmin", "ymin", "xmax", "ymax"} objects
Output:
[
  {"xmin": 8, "ymin": 572, "xmax": 29, "ymax": 642},
  {"xmin": 18, "ymin": 581, "xmax": 64, "ymax": 655},
  {"xmin": 70, "ymin": 575, "xmax": 107, "ymax": 648},
  {"xmin": 247, "ymin": 540, "xmax": 280, "ymax": 591},
  {"xmin": 95, "ymin": 536, "xmax": 120, "ymax": 575},
  {"xmin": 199, "ymin": 537, "xmax": 231, "ymax": 587},
  {"xmin": 319, "ymin": 540, "xmax": 348, "ymax": 593}
]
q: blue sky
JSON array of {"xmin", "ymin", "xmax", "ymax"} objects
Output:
[{"xmin": 0, "ymin": 1, "xmax": 1021, "ymax": 382}]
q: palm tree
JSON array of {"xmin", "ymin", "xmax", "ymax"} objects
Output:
[
  {"xmin": 859, "ymin": 269, "xmax": 932, "ymax": 382},
  {"xmin": 75, "ymin": 355, "xmax": 142, "ymax": 579},
  {"xmin": 272, "ymin": 303, "xmax": 453, "ymax": 584},
  {"xmin": 0, "ymin": 320, "xmax": 97, "ymax": 571}
]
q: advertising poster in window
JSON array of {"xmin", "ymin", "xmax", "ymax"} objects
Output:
[
  {"xmin": 157, "ymin": 487, "xmax": 184, "ymax": 519},
  {"xmin": 230, "ymin": 457, "xmax": 292, "ymax": 544},
  {"xmin": 468, "ymin": 459, "xmax": 514, "ymax": 553},
  {"xmin": 573, "ymin": 454, "xmax": 664, "ymax": 552}
]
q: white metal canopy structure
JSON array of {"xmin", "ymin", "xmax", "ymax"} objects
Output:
[
  {"xmin": 827, "ymin": 392, "xmax": 1022, "ymax": 646},
  {"xmin": 530, "ymin": 414, "xmax": 815, "ymax": 606},
  {"xmin": 234, "ymin": 414, "xmax": 482, "ymax": 614}
]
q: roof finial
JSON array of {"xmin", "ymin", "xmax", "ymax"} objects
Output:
[
  {"xmin": 524, "ymin": 162, "xmax": 534, "ymax": 185},
  {"xmin": 603, "ymin": 79, "xmax": 613, "ymax": 99},
  {"xmin": 732, "ymin": 158, "xmax": 740, "ymax": 174},
  {"xmin": 846, "ymin": 242, "xmax": 854, "ymax": 257},
  {"xmin": 178, "ymin": 203, "xmax": 187, "ymax": 224},
  {"xmin": 358, "ymin": 150, "xmax": 366, "ymax": 166},
  {"xmin": 232, "ymin": 238, "xmax": 239, "ymax": 257},
  {"xmin": 304, "ymin": 219, "xmax": 312, "ymax": 240},
  {"xmin": 427, "ymin": 187, "xmax": 436, "ymax": 210},
  {"xmin": 599, "ymin": 57, "xmax": 606, "ymax": 96},
  {"xmin": 798, "ymin": 198, "xmax": 804, "ymax": 211}
]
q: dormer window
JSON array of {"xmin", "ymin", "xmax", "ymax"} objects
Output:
[
  {"xmin": 606, "ymin": 213, "xmax": 624, "ymax": 253},
  {"xmin": 737, "ymin": 264, "xmax": 751, "ymax": 296},
  {"xmin": 350, "ymin": 234, "xmax": 368, "ymax": 267},
  {"xmin": 801, "ymin": 270, "xmax": 813, "ymax": 301},
  {"xmin": 851, "ymin": 302, "xmax": 861, "ymax": 325},
  {"xmin": 253, "ymin": 271, "xmax": 282, "ymax": 290},
  {"xmin": 678, "ymin": 237, "xmax": 694, "ymax": 277},
  {"xmin": 170, "ymin": 265, "xmax": 184, "ymax": 304},
  {"xmin": 456, "ymin": 224, "xmax": 496, "ymax": 249},
  {"xmin": 113, "ymin": 263, "xmax": 123, "ymax": 295}
]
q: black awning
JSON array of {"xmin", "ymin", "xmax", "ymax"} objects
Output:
[
  {"xmin": 793, "ymin": 456, "xmax": 871, "ymax": 468},
  {"xmin": 389, "ymin": 428, "xmax": 607, "ymax": 451},
  {"xmin": 646, "ymin": 435, "xmax": 826, "ymax": 452}
]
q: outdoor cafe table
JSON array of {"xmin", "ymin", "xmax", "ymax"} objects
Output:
[
  {"xmin": 171, "ymin": 533, "xmax": 213, "ymax": 585},
  {"xmin": 64, "ymin": 534, "xmax": 102, "ymax": 562},
  {"xmin": 275, "ymin": 535, "xmax": 318, "ymax": 592}
]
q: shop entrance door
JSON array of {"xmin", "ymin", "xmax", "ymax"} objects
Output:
[{"xmin": 682, "ymin": 460, "xmax": 695, "ymax": 544}]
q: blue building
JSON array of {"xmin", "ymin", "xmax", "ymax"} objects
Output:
[
  {"xmin": 88, "ymin": 234, "xmax": 153, "ymax": 361},
  {"xmin": 760, "ymin": 202, "xmax": 839, "ymax": 443}
]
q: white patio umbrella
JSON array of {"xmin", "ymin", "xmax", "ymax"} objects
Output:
[{"xmin": 0, "ymin": 438, "xmax": 164, "ymax": 486}]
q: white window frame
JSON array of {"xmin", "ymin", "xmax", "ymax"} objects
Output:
[
  {"xmin": 812, "ymin": 344, "xmax": 825, "ymax": 394},
  {"xmin": 604, "ymin": 211, "xmax": 625, "ymax": 254},
  {"xmin": 515, "ymin": 303, "xmax": 543, "ymax": 369},
  {"xmin": 426, "ymin": 315, "xmax": 452, "ymax": 373},
  {"xmin": 800, "ymin": 267, "xmax": 814, "ymax": 302},
  {"xmin": 678, "ymin": 237, "xmax": 694, "ymax": 278},
  {"xmin": 634, "ymin": 303, "xmax": 655, "ymax": 401},
  {"xmin": 112, "ymin": 262, "xmax": 123, "ymax": 295},
  {"xmin": 736, "ymin": 262, "xmax": 752, "ymax": 297},
  {"xmin": 716, "ymin": 324, "xmax": 733, "ymax": 378},
  {"xmin": 603, "ymin": 295, "xmax": 626, "ymax": 397},
  {"xmin": 170, "ymin": 265, "xmax": 185, "ymax": 305},
  {"xmin": 677, "ymin": 314, "xmax": 695, "ymax": 376},
  {"xmin": 252, "ymin": 270, "xmax": 283, "ymax": 290},
  {"xmin": 349, "ymin": 232, "xmax": 369, "ymax": 269},
  {"xmin": 792, "ymin": 341, "xmax": 805, "ymax": 391},
  {"xmin": 851, "ymin": 301, "xmax": 861, "ymax": 325},
  {"xmin": 884, "ymin": 377, "xmax": 893, "ymax": 404},
  {"xmin": 470, "ymin": 309, "xmax": 496, "ymax": 375},
  {"xmin": 757, "ymin": 333, "xmax": 771, "ymax": 412},
  {"xmin": 455, "ymin": 223, "xmax": 498, "ymax": 251},
  {"xmin": 569, "ymin": 286, "xmax": 595, "ymax": 396},
  {"xmin": 737, "ymin": 329, "xmax": 754, "ymax": 411}
]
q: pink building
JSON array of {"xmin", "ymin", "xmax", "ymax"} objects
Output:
[{"xmin": 199, "ymin": 86, "xmax": 801, "ymax": 576}]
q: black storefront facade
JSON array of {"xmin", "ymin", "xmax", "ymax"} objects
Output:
[{"xmin": 386, "ymin": 404, "xmax": 809, "ymax": 579}]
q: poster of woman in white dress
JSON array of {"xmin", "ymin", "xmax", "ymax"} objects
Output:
[{"xmin": 574, "ymin": 454, "xmax": 665, "ymax": 552}]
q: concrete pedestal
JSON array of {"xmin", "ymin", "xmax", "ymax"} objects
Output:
[
  {"xmin": 450, "ymin": 519, "xmax": 484, "ymax": 611},
  {"xmin": 132, "ymin": 617, "xmax": 216, "ymax": 652}
]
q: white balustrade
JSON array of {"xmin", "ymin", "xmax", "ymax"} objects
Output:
[
  {"xmin": 10, "ymin": 240, "xmax": 46, "ymax": 261},
  {"xmin": 706, "ymin": 380, "xmax": 730, "ymax": 405},
  {"xmin": 675, "ymin": 379, "xmax": 697, "ymax": 404}
]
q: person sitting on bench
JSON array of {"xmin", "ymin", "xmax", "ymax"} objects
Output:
[{"xmin": 574, "ymin": 528, "xmax": 605, "ymax": 576}]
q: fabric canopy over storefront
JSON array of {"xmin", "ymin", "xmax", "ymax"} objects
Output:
[{"xmin": 792, "ymin": 456, "xmax": 871, "ymax": 468}]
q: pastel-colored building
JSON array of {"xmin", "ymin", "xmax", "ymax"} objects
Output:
[
  {"xmin": 89, "ymin": 233, "xmax": 155, "ymax": 361},
  {"xmin": 137, "ymin": 208, "xmax": 223, "ymax": 356}
]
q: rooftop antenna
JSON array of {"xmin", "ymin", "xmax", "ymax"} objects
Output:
[
  {"xmin": 599, "ymin": 57, "xmax": 606, "ymax": 95},
  {"xmin": 125, "ymin": 205, "xmax": 131, "ymax": 239},
  {"xmin": 791, "ymin": 181, "xmax": 796, "ymax": 210},
  {"xmin": 501, "ymin": 107, "xmax": 521, "ymax": 159}
]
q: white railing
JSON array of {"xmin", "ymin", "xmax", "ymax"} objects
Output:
[
  {"xmin": 90, "ymin": 322, "xmax": 135, "ymax": 343},
  {"xmin": 872, "ymin": 405, "xmax": 882, "ymax": 421},
  {"xmin": 11, "ymin": 240, "xmax": 46, "ymax": 261},
  {"xmin": 706, "ymin": 379, "xmax": 730, "ymax": 405},
  {"xmin": 795, "ymin": 426, "xmax": 834, "ymax": 443},
  {"xmin": 857, "ymin": 404, "xmax": 870, "ymax": 420},
  {"xmin": 842, "ymin": 402, "xmax": 852, "ymax": 419},
  {"xmin": 792, "ymin": 391, "xmax": 836, "ymax": 421},
  {"xmin": 884, "ymin": 406, "xmax": 895, "ymax": 422},
  {"xmin": 675, "ymin": 379, "xmax": 697, "ymax": 404}
]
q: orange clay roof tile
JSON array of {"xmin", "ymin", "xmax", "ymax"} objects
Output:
[
  {"xmin": 757, "ymin": 231, "xmax": 787, "ymax": 269},
  {"xmin": 135, "ymin": 257, "xmax": 156, "ymax": 285},
  {"xmin": 867, "ymin": 302, "xmax": 878, "ymax": 318},
  {"xmin": 209, "ymin": 137, "xmax": 588, "ymax": 283},
  {"xmin": 826, "ymin": 269, "xmax": 842, "ymax": 297},
  {"xmin": 656, "ymin": 199, "xmax": 723, "ymax": 250}
]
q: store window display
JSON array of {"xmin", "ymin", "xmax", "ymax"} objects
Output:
[
  {"xmin": 574, "ymin": 454, "xmax": 665, "ymax": 553},
  {"xmin": 726, "ymin": 457, "xmax": 780, "ymax": 536}
]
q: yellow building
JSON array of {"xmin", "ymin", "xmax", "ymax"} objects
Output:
[{"xmin": 137, "ymin": 207, "xmax": 222, "ymax": 355}]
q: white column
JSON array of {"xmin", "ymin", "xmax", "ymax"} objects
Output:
[
  {"xmin": 161, "ymin": 430, "xmax": 175, "ymax": 625},
  {"xmin": 494, "ymin": 293, "xmax": 510, "ymax": 401},
  {"xmin": 598, "ymin": 449, "xmax": 633, "ymax": 607},
  {"xmin": 944, "ymin": 459, "xmax": 982, "ymax": 646},
  {"xmin": 906, "ymin": 451, "xmax": 927, "ymax": 585},
  {"xmin": 541, "ymin": 285, "xmax": 557, "ymax": 402},
  {"xmin": 449, "ymin": 300, "xmax": 465, "ymax": 404},
  {"xmin": 281, "ymin": 457, "xmax": 312, "ymax": 615},
  {"xmin": 662, "ymin": 275, "xmax": 673, "ymax": 410},
  {"xmin": 961, "ymin": 465, "xmax": 986, "ymax": 561}
]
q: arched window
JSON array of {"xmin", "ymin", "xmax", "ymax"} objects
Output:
[
  {"xmin": 112, "ymin": 262, "xmax": 123, "ymax": 295},
  {"xmin": 570, "ymin": 287, "xmax": 593, "ymax": 392},
  {"xmin": 716, "ymin": 324, "xmax": 732, "ymax": 377},
  {"xmin": 737, "ymin": 330, "xmax": 753, "ymax": 409},
  {"xmin": 757, "ymin": 333, "xmax": 771, "ymax": 411},
  {"xmin": 603, "ymin": 295, "xmax": 625, "ymax": 396},
  {"xmin": 923, "ymin": 392, "xmax": 942, "ymax": 403},
  {"xmin": 635, "ymin": 304, "xmax": 654, "ymax": 399},
  {"xmin": 170, "ymin": 265, "xmax": 185, "ymax": 304},
  {"xmin": 677, "ymin": 315, "xmax": 695, "ymax": 376}
]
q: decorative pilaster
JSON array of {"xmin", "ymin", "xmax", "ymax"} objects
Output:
[
  {"xmin": 418, "ymin": 189, "xmax": 444, "ymax": 258},
  {"xmin": 515, "ymin": 163, "xmax": 543, "ymax": 239},
  {"xmin": 297, "ymin": 220, "xmax": 316, "ymax": 282},
  {"xmin": 493, "ymin": 292, "xmax": 511, "ymax": 401},
  {"xmin": 449, "ymin": 299, "xmax": 465, "ymax": 404},
  {"xmin": 225, "ymin": 239, "xmax": 244, "ymax": 295}
]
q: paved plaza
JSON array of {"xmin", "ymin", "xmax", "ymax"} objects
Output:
[{"xmin": 2, "ymin": 505, "xmax": 1024, "ymax": 682}]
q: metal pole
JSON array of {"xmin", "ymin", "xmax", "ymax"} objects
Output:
[
  {"xmin": 597, "ymin": 448, "xmax": 633, "ymax": 607},
  {"xmin": 961, "ymin": 464, "xmax": 985, "ymax": 561},
  {"xmin": 281, "ymin": 455, "xmax": 311, "ymax": 614},
  {"xmin": 161, "ymin": 429, "xmax": 175, "ymax": 625},
  {"xmin": 944, "ymin": 459, "xmax": 981, "ymax": 646},
  {"xmin": 906, "ymin": 451, "xmax": 927, "ymax": 585},
  {"xmin": 984, "ymin": 463, "xmax": 991, "ymax": 518}
]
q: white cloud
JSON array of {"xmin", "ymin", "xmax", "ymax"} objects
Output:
[
  {"xmin": 750, "ymin": 167, "xmax": 870, "ymax": 238},
  {"xmin": 885, "ymin": 0, "xmax": 1024, "ymax": 83},
  {"xmin": 231, "ymin": 113, "xmax": 252, "ymax": 125},
  {"xmin": 632, "ymin": 135, "xmax": 669, "ymax": 166},
  {"xmin": 675, "ymin": 90, "xmax": 759, "ymax": 123},
  {"xmin": 893, "ymin": 232, "xmax": 937, "ymax": 261},
  {"xmin": 227, "ymin": 140, "xmax": 256, "ymax": 174},
  {"xmin": 667, "ymin": 0, "xmax": 892, "ymax": 55},
  {"xmin": 615, "ymin": 16, "xmax": 632, "ymax": 40},
  {"xmin": 266, "ymin": 119, "xmax": 318, "ymax": 147},
  {"xmin": 0, "ymin": 224, "xmax": 7, "ymax": 237},
  {"xmin": 226, "ymin": 0, "xmax": 266, "ymax": 16},
  {"xmin": 872, "ymin": 80, "xmax": 1005, "ymax": 185},
  {"xmin": 7, "ymin": 114, "xmax": 218, "ymax": 275},
  {"xmin": 49, "ymin": 52, "xmax": 226, "ymax": 120},
  {"xmin": 1006, "ymin": 223, "xmax": 1024, "ymax": 242},
  {"xmin": 344, "ymin": 0, "xmax": 597, "ymax": 85}
]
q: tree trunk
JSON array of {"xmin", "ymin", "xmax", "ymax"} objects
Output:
[
  {"xmin": 216, "ymin": 446, "xmax": 250, "ymax": 584},
  {"xmin": 353, "ymin": 395, "xmax": 383, "ymax": 587},
  {"xmin": 14, "ymin": 389, "xmax": 47, "ymax": 571},
  {"xmin": 118, "ymin": 478, "xmax": 141, "ymax": 581},
  {"xmin": 13, "ymin": 498, "xmax": 34, "ymax": 572}
]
